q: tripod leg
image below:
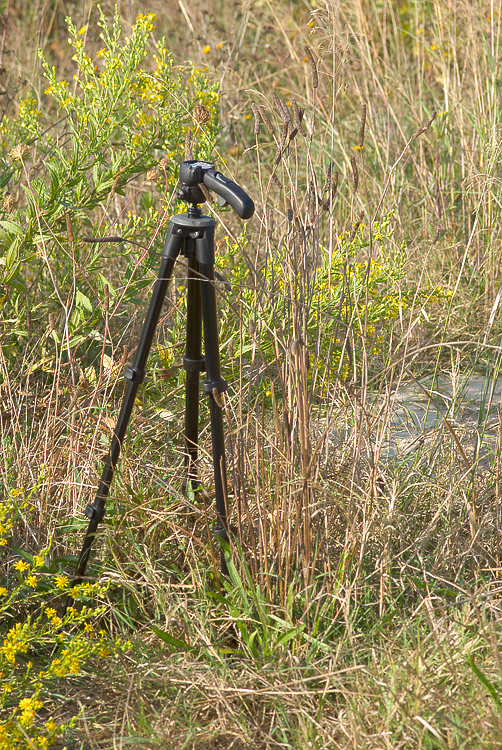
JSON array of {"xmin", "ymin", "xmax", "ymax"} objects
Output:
[
  {"xmin": 197, "ymin": 242, "xmax": 231, "ymax": 574},
  {"xmin": 183, "ymin": 251, "xmax": 204, "ymax": 491},
  {"xmin": 71, "ymin": 229, "xmax": 183, "ymax": 589}
]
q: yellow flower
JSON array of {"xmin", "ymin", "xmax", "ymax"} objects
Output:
[
  {"xmin": 54, "ymin": 574, "xmax": 69, "ymax": 589},
  {"xmin": 0, "ymin": 588, "xmax": 7, "ymax": 596},
  {"xmin": 78, "ymin": 25, "xmax": 87, "ymax": 35},
  {"xmin": 202, "ymin": 45, "xmax": 211, "ymax": 54},
  {"xmin": 27, "ymin": 574, "xmax": 37, "ymax": 588},
  {"xmin": 14, "ymin": 560, "xmax": 29, "ymax": 572},
  {"xmin": 18, "ymin": 696, "xmax": 43, "ymax": 727}
]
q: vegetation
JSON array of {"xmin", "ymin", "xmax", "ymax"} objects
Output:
[{"xmin": 1, "ymin": 1, "xmax": 501, "ymax": 747}]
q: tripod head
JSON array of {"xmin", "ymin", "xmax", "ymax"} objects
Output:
[{"xmin": 177, "ymin": 160, "xmax": 254, "ymax": 220}]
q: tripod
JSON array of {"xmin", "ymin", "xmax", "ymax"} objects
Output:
[{"xmin": 70, "ymin": 161, "xmax": 254, "ymax": 588}]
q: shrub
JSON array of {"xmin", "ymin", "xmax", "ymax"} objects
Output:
[{"xmin": 0, "ymin": 8, "xmax": 219, "ymax": 370}]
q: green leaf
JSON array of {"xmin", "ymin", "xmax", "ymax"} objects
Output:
[
  {"xmin": 0, "ymin": 219, "xmax": 23, "ymax": 237},
  {"xmin": 468, "ymin": 656, "xmax": 501, "ymax": 710},
  {"xmin": 75, "ymin": 290, "xmax": 93, "ymax": 314},
  {"xmin": 151, "ymin": 625, "xmax": 193, "ymax": 652},
  {"xmin": 275, "ymin": 626, "xmax": 304, "ymax": 647},
  {"xmin": 4, "ymin": 241, "xmax": 19, "ymax": 273}
]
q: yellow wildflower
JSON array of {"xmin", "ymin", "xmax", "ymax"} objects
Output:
[{"xmin": 54, "ymin": 574, "xmax": 69, "ymax": 589}]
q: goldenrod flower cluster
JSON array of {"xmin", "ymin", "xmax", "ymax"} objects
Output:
[{"xmin": 0, "ymin": 500, "xmax": 131, "ymax": 748}]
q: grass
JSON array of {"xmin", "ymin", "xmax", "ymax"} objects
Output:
[{"xmin": 1, "ymin": 0, "xmax": 502, "ymax": 747}]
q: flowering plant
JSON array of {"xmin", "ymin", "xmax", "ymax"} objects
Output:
[{"xmin": 0, "ymin": 496, "xmax": 131, "ymax": 748}]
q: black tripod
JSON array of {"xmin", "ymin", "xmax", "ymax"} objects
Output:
[{"xmin": 70, "ymin": 161, "xmax": 254, "ymax": 588}]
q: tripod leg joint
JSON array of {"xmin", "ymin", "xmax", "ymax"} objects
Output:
[
  {"xmin": 124, "ymin": 365, "xmax": 146, "ymax": 384},
  {"xmin": 203, "ymin": 378, "xmax": 228, "ymax": 396},
  {"xmin": 183, "ymin": 355, "xmax": 206, "ymax": 373},
  {"xmin": 85, "ymin": 503, "xmax": 106, "ymax": 522}
]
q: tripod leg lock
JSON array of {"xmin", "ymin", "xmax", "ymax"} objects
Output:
[
  {"xmin": 203, "ymin": 378, "xmax": 228, "ymax": 396},
  {"xmin": 124, "ymin": 365, "xmax": 146, "ymax": 384},
  {"xmin": 85, "ymin": 502, "xmax": 106, "ymax": 522},
  {"xmin": 183, "ymin": 355, "xmax": 206, "ymax": 373}
]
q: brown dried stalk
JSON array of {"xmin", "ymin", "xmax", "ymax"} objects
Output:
[
  {"xmin": 350, "ymin": 155, "xmax": 359, "ymax": 193},
  {"xmin": 264, "ymin": 163, "xmax": 283, "ymax": 189},
  {"xmin": 348, "ymin": 211, "xmax": 364, "ymax": 243},
  {"xmin": 412, "ymin": 110, "xmax": 437, "ymax": 139},
  {"xmin": 322, "ymin": 171, "xmax": 339, "ymax": 211},
  {"xmin": 358, "ymin": 103, "xmax": 367, "ymax": 150}
]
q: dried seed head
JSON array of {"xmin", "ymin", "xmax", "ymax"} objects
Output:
[
  {"xmin": 184, "ymin": 128, "xmax": 193, "ymax": 160},
  {"xmin": 193, "ymin": 104, "xmax": 211, "ymax": 125},
  {"xmin": 291, "ymin": 99, "xmax": 306, "ymax": 136},
  {"xmin": 322, "ymin": 163, "xmax": 333, "ymax": 194},
  {"xmin": 280, "ymin": 120, "xmax": 289, "ymax": 146},
  {"xmin": 332, "ymin": 171, "xmax": 339, "ymax": 194},
  {"xmin": 2, "ymin": 193, "xmax": 15, "ymax": 213},
  {"xmin": 258, "ymin": 105, "xmax": 275, "ymax": 136},
  {"xmin": 304, "ymin": 46, "xmax": 319, "ymax": 88},
  {"xmin": 358, "ymin": 103, "xmax": 367, "ymax": 150},
  {"xmin": 350, "ymin": 155, "xmax": 359, "ymax": 193},
  {"xmin": 412, "ymin": 110, "xmax": 437, "ymax": 139},
  {"xmin": 288, "ymin": 124, "xmax": 299, "ymax": 142},
  {"xmin": 9, "ymin": 143, "xmax": 30, "ymax": 162},
  {"xmin": 322, "ymin": 171, "xmax": 339, "ymax": 211},
  {"xmin": 251, "ymin": 103, "xmax": 261, "ymax": 135},
  {"xmin": 272, "ymin": 92, "xmax": 292, "ymax": 124},
  {"xmin": 146, "ymin": 168, "xmax": 159, "ymax": 181}
]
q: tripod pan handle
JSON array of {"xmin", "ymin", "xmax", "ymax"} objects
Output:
[{"xmin": 203, "ymin": 169, "xmax": 255, "ymax": 220}]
